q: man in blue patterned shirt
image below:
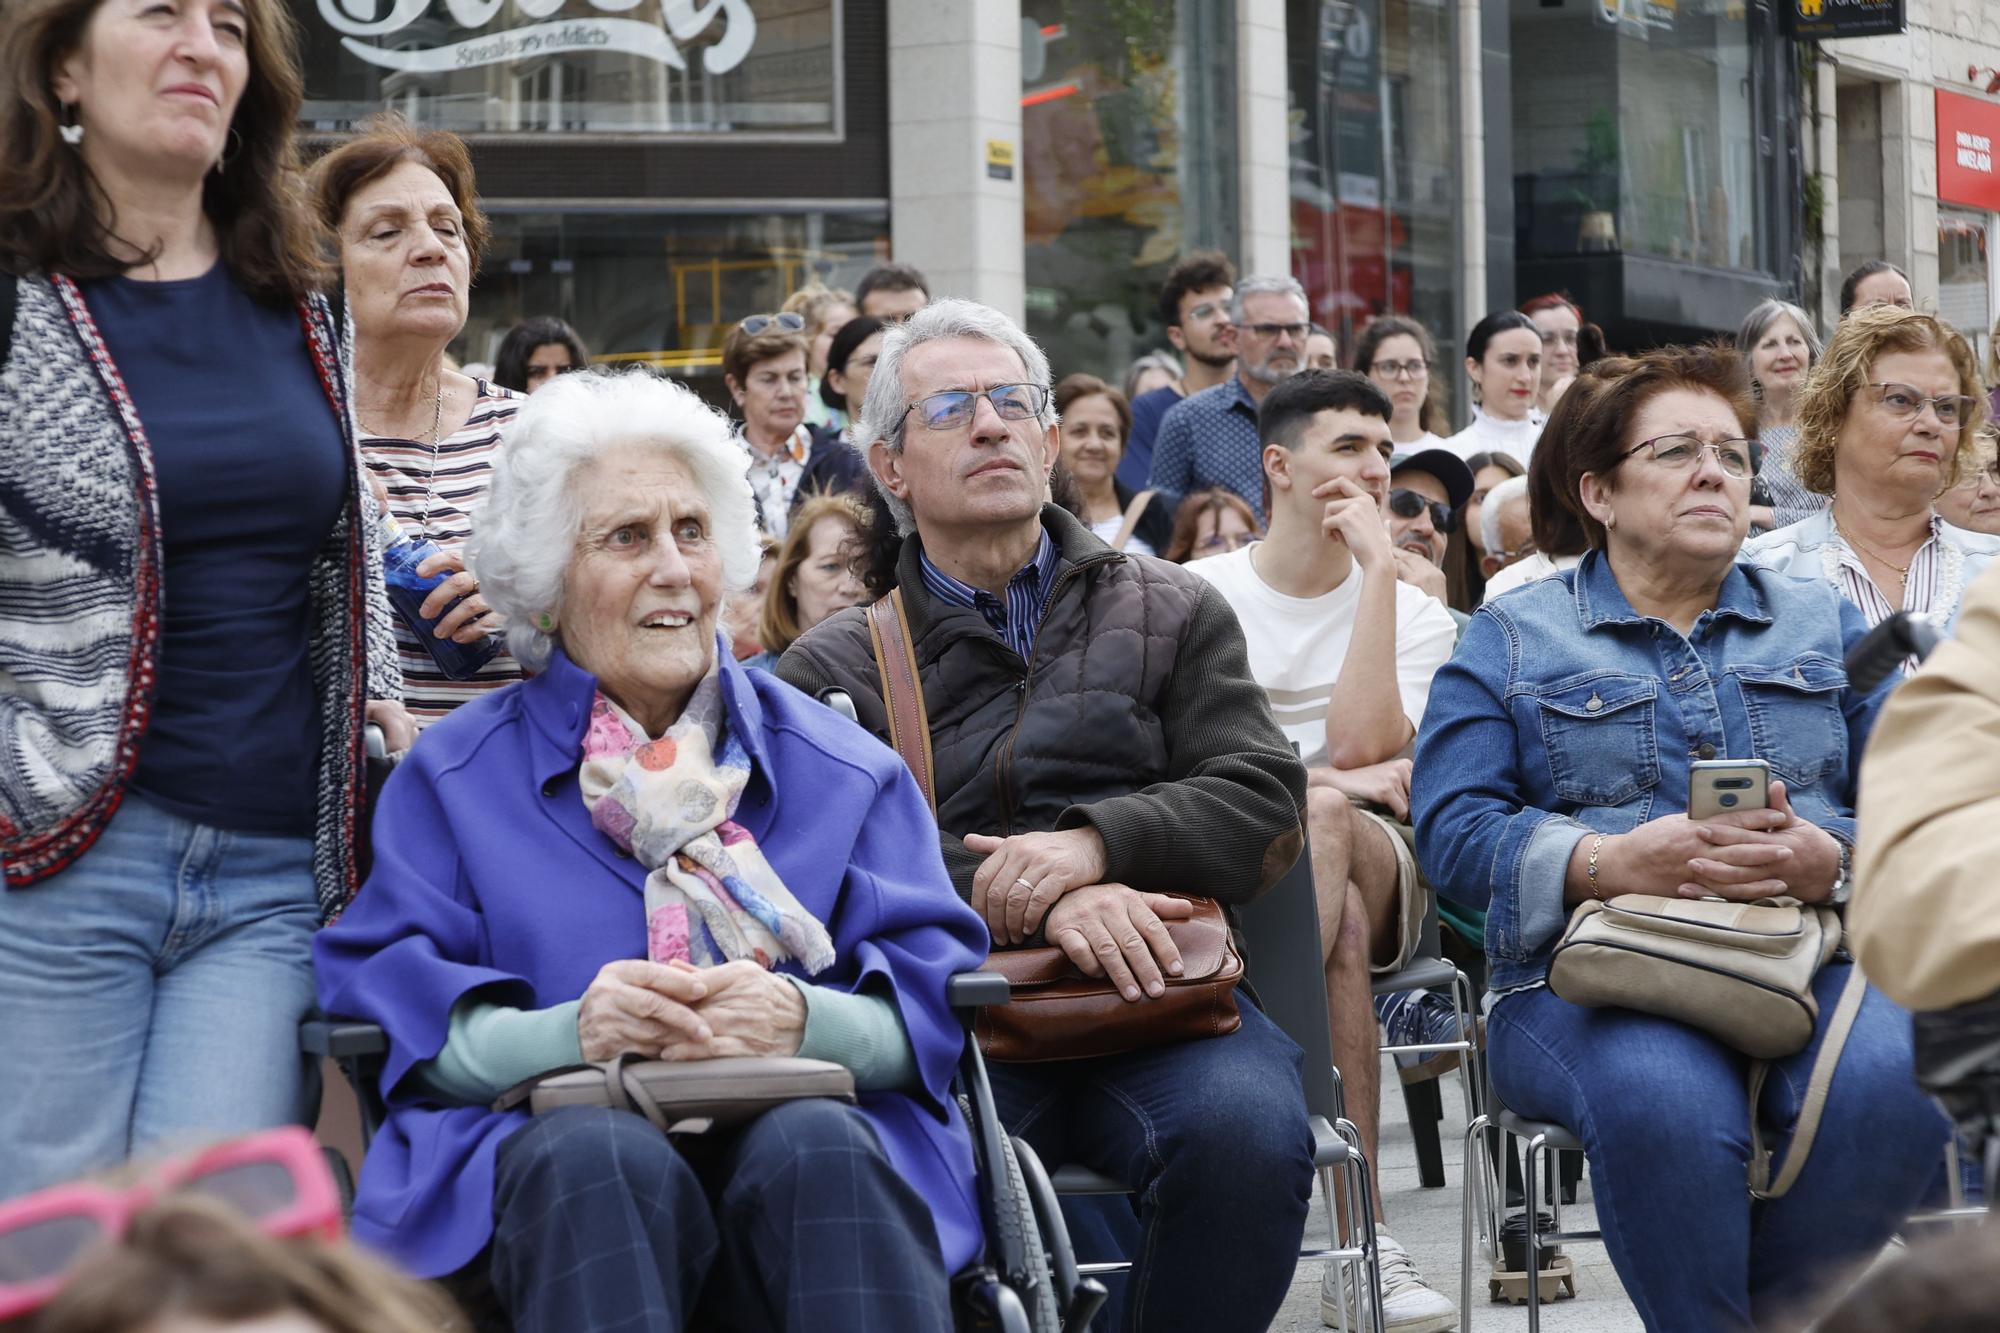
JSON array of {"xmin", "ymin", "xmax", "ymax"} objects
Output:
[{"xmin": 1148, "ymin": 275, "xmax": 1311, "ymax": 522}]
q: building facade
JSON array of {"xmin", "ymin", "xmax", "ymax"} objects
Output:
[
  {"xmin": 298, "ymin": 0, "xmax": 1815, "ymax": 408},
  {"xmin": 1813, "ymin": 0, "xmax": 2000, "ymax": 362}
]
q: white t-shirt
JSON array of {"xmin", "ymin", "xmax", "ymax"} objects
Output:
[
  {"xmin": 1088, "ymin": 514, "xmax": 1155, "ymax": 557},
  {"xmin": 1440, "ymin": 408, "xmax": 1543, "ymax": 469},
  {"xmin": 1188, "ymin": 543, "xmax": 1458, "ymax": 767},
  {"xmin": 1481, "ymin": 550, "xmax": 1583, "ymax": 603}
]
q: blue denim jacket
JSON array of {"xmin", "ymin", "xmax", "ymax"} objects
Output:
[{"xmin": 1410, "ymin": 551, "xmax": 1886, "ymax": 996}]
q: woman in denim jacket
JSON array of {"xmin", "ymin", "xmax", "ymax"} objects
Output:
[{"xmin": 1412, "ymin": 346, "xmax": 1948, "ymax": 1332}]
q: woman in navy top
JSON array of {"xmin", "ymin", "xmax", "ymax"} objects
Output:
[{"xmin": 0, "ymin": 0, "xmax": 399, "ymax": 1199}]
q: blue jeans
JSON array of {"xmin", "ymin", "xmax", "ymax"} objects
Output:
[
  {"xmin": 0, "ymin": 794, "xmax": 319, "ymax": 1199},
  {"xmin": 1489, "ymin": 963, "xmax": 1949, "ymax": 1332},
  {"xmin": 986, "ymin": 998, "xmax": 1315, "ymax": 1333},
  {"xmin": 485, "ymin": 1101, "xmax": 952, "ymax": 1332}
]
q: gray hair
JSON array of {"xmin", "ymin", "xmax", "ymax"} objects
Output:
[
  {"xmin": 1737, "ymin": 299, "xmax": 1823, "ymax": 374},
  {"xmin": 468, "ymin": 369, "xmax": 762, "ymax": 671},
  {"xmin": 1228, "ymin": 275, "xmax": 1309, "ymax": 323},
  {"xmin": 853, "ymin": 297, "xmax": 1059, "ymax": 535},
  {"xmin": 1481, "ymin": 473, "xmax": 1531, "ymax": 555},
  {"xmin": 1124, "ymin": 350, "xmax": 1183, "ymax": 401}
]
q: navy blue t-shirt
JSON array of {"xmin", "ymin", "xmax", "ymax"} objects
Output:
[{"xmin": 85, "ymin": 264, "xmax": 348, "ymax": 836}]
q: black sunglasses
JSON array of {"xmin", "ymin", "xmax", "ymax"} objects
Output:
[{"xmin": 1388, "ymin": 488, "xmax": 1455, "ymax": 533}]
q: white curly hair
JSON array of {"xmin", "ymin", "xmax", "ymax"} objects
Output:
[{"xmin": 468, "ymin": 369, "xmax": 761, "ymax": 671}]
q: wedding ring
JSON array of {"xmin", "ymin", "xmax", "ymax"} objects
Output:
[{"xmin": 1013, "ymin": 877, "xmax": 1034, "ymax": 891}]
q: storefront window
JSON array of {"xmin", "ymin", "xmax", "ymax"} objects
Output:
[
  {"xmin": 1287, "ymin": 0, "xmax": 1461, "ymax": 392},
  {"xmin": 1513, "ymin": 0, "xmax": 1760, "ymax": 271},
  {"xmin": 1019, "ymin": 0, "xmax": 1239, "ymax": 381},
  {"xmin": 461, "ymin": 208, "xmax": 888, "ymax": 379},
  {"xmin": 301, "ymin": 1, "xmax": 840, "ymax": 136},
  {"xmin": 1939, "ymin": 208, "xmax": 1994, "ymax": 361}
]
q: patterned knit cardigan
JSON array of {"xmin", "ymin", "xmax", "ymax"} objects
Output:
[{"xmin": 0, "ymin": 274, "xmax": 401, "ymax": 922}]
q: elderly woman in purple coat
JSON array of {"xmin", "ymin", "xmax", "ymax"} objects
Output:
[{"xmin": 312, "ymin": 370, "xmax": 989, "ymax": 1332}]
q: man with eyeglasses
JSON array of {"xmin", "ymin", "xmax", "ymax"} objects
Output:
[
  {"xmin": 1122, "ymin": 251, "xmax": 1239, "ymax": 490},
  {"xmin": 1148, "ymin": 274, "xmax": 1313, "ymax": 523},
  {"xmin": 779, "ymin": 299, "xmax": 1319, "ymax": 1333},
  {"xmin": 1187, "ymin": 369, "xmax": 1459, "ymax": 1333}
]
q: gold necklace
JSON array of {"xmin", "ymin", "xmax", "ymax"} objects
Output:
[{"xmin": 1834, "ymin": 518, "xmax": 1920, "ymax": 582}]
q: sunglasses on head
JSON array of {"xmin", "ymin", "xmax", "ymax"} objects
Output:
[
  {"xmin": 0, "ymin": 1127, "xmax": 341, "ymax": 1320},
  {"xmin": 1388, "ymin": 488, "xmax": 1455, "ymax": 533},
  {"xmin": 738, "ymin": 312, "xmax": 806, "ymax": 336}
]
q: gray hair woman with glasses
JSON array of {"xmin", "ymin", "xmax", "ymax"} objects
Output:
[
  {"xmin": 1742, "ymin": 305, "xmax": 2000, "ymax": 634},
  {"xmin": 1736, "ymin": 298, "xmax": 1825, "ymax": 531}
]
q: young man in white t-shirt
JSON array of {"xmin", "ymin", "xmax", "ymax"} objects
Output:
[{"xmin": 1189, "ymin": 369, "xmax": 1457, "ymax": 1333}]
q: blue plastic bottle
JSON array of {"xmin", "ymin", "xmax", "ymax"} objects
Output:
[{"xmin": 380, "ymin": 514, "xmax": 499, "ymax": 680}]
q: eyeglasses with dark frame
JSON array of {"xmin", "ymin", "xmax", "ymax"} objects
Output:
[
  {"xmin": 1867, "ymin": 382, "xmax": 1975, "ymax": 431},
  {"xmin": 1388, "ymin": 488, "xmax": 1455, "ymax": 533},
  {"xmin": 901, "ymin": 383, "xmax": 1050, "ymax": 433},
  {"xmin": 1241, "ymin": 322, "xmax": 1309, "ymax": 342},
  {"xmin": 1370, "ymin": 358, "xmax": 1430, "ymax": 380},
  {"xmin": 1619, "ymin": 434, "xmax": 1761, "ymax": 478}
]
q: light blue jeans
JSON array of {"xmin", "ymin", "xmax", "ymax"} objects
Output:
[
  {"xmin": 0, "ymin": 794, "xmax": 319, "ymax": 1200},
  {"xmin": 1489, "ymin": 962, "xmax": 1950, "ymax": 1332}
]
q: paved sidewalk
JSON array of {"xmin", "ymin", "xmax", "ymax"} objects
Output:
[{"xmin": 1268, "ymin": 1057, "xmax": 1644, "ymax": 1332}]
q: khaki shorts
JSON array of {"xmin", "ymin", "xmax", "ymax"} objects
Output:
[{"xmin": 1354, "ymin": 808, "xmax": 1424, "ymax": 976}]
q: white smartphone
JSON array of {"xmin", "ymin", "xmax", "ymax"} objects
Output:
[{"xmin": 1688, "ymin": 759, "xmax": 1771, "ymax": 820}]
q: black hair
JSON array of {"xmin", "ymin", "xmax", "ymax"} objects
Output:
[
  {"xmin": 1256, "ymin": 368, "xmax": 1392, "ymax": 449},
  {"xmin": 855, "ymin": 262, "xmax": 930, "ymax": 307},
  {"xmin": 820, "ymin": 315, "xmax": 886, "ymax": 413},
  {"xmin": 1155, "ymin": 250, "xmax": 1237, "ymax": 329},
  {"xmin": 492, "ymin": 317, "xmax": 587, "ymax": 393},
  {"xmin": 1464, "ymin": 310, "xmax": 1541, "ymax": 365},
  {"xmin": 1839, "ymin": 260, "xmax": 1910, "ymax": 316}
]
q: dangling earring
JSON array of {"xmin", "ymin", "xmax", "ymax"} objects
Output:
[
  {"xmin": 534, "ymin": 612, "xmax": 557, "ymax": 632},
  {"xmin": 58, "ymin": 103, "xmax": 83, "ymax": 147},
  {"xmin": 213, "ymin": 125, "xmax": 242, "ymax": 177}
]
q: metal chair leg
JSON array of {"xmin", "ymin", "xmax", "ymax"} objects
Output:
[
  {"xmin": 1460, "ymin": 1113, "xmax": 1490, "ymax": 1333},
  {"xmin": 1524, "ymin": 1131, "xmax": 1546, "ymax": 1333}
]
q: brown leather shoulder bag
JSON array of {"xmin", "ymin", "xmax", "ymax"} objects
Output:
[{"xmin": 865, "ymin": 590, "xmax": 1242, "ymax": 1063}]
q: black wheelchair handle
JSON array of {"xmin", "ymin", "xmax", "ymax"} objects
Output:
[{"xmin": 1843, "ymin": 610, "xmax": 1942, "ymax": 694}]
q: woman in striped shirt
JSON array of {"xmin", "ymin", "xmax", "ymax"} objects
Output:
[
  {"xmin": 313, "ymin": 116, "xmax": 526, "ymax": 723},
  {"xmin": 1742, "ymin": 306, "xmax": 2000, "ymax": 635}
]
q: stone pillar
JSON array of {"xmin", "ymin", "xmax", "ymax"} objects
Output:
[
  {"xmin": 1236, "ymin": 0, "xmax": 1292, "ymax": 279},
  {"xmin": 887, "ymin": 0, "xmax": 1025, "ymax": 321}
]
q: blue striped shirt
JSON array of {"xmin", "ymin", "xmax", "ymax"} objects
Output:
[{"xmin": 918, "ymin": 530, "xmax": 1061, "ymax": 662}]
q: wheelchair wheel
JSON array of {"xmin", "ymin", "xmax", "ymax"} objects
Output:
[{"xmin": 992, "ymin": 1133, "xmax": 1062, "ymax": 1331}]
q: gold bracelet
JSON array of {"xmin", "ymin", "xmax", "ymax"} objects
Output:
[{"xmin": 1587, "ymin": 834, "xmax": 1606, "ymax": 900}]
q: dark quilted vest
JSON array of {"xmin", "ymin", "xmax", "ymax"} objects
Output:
[{"xmin": 797, "ymin": 508, "xmax": 1202, "ymax": 842}]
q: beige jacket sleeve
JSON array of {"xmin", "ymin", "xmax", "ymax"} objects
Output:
[{"xmin": 1852, "ymin": 562, "xmax": 2000, "ymax": 1010}]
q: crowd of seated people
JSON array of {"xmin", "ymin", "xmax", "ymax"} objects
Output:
[{"xmin": 10, "ymin": 5, "xmax": 2000, "ymax": 1329}]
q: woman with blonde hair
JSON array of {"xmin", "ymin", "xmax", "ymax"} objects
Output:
[
  {"xmin": 1743, "ymin": 305, "xmax": 2000, "ymax": 633},
  {"xmin": 743, "ymin": 492, "xmax": 869, "ymax": 672},
  {"xmin": 782, "ymin": 283, "xmax": 857, "ymax": 431}
]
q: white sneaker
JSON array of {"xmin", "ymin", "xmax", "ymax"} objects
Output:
[{"xmin": 1322, "ymin": 1225, "xmax": 1458, "ymax": 1332}]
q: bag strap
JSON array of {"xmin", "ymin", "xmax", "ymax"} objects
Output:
[
  {"xmin": 865, "ymin": 588, "xmax": 936, "ymax": 813},
  {"xmin": 1109, "ymin": 489, "xmax": 1155, "ymax": 552},
  {"xmin": 0, "ymin": 272, "xmax": 16, "ymax": 373},
  {"xmin": 1747, "ymin": 963, "xmax": 1869, "ymax": 1199}
]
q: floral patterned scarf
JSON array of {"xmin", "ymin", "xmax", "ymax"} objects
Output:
[{"xmin": 578, "ymin": 672, "xmax": 835, "ymax": 975}]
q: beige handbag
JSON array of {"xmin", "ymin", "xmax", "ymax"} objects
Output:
[
  {"xmin": 494, "ymin": 1055, "xmax": 856, "ymax": 1136},
  {"xmin": 1548, "ymin": 894, "xmax": 1867, "ymax": 1198}
]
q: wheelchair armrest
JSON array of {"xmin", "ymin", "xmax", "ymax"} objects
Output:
[
  {"xmin": 948, "ymin": 971, "xmax": 1011, "ymax": 1010},
  {"xmin": 301, "ymin": 1017, "xmax": 389, "ymax": 1061}
]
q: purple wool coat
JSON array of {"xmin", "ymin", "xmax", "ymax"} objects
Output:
[{"xmin": 313, "ymin": 646, "xmax": 989, "ymax": 1279}]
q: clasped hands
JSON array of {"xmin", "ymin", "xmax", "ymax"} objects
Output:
[
  {"xmin": 1597, "ymin": 779, "xmax": 1842, "ymax": 903},
  {"xmin": 966, "ymin": 827, "xmax": 1191, "ymax": 1005},
  {"xmin": 577, "ymin": 958, "xmax": 808, "ymax": 1064}
]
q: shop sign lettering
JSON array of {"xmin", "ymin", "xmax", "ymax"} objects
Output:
[
  {"xmin": 1956, "ymin": 130, "xmax": 1994, "ymax": 176},
  {"xmin": 314, "ymin": 1, "xmax": 757, "ymax": 75}
]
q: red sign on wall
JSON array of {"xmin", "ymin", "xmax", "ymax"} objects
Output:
[{"xmin": 1939, "ymin": 90, "xmax": 2000, "ymax": 211}]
